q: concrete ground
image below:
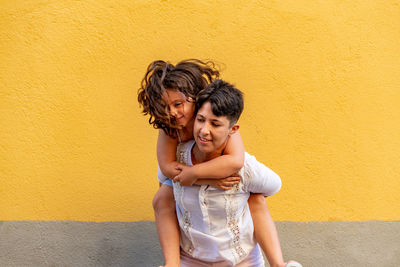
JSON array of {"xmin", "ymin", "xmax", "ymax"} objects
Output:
[{"xmin": 1, "ymin": 221, "xmax": 399, "ymax": 266}]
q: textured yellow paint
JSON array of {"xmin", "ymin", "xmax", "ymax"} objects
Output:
[{"xmin": 1, "ymin": 0, "xmax": 399, "ymax": 221}]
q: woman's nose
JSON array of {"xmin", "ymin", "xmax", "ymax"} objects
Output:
[{"xmin": 200, "ymin": 123, "xmax": 210, "ymax": 134}]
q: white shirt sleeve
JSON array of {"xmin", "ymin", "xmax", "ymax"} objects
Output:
[{"xmin": 242, "ymin": 153, "xmax": 282, "ymax": 196}]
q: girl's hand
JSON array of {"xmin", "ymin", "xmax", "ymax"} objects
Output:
[
  {"xmin": 213, "ymin": 175, "xmax": 241, "ymax": 190},
  {"xmin": 173, "ymin": 164, "xmax": 197, "ymax": 186},
  {"xmin": 195, "ymin": 174, "xmax": 241, "ymax": 190}
]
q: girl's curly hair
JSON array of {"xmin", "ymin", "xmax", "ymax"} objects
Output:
[{"xmin": 138, "ymin": 59, "xmax": 219, "ymax": 137}]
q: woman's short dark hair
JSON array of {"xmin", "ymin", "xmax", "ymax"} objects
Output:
[
  {"xmin": 138, "ymin": 59, "xmax": 219, "ymax": 137},
  {"xmin": 196, "ymin": 79, "xmax": 244, "ymax": 126}
]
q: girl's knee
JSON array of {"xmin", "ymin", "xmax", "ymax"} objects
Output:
[
  {"xmin": 248, "ymin": 193, "xmax": 268, "ymax": 212},
  {"xmin": 249, "ymin": 193, "xmax": 266, "ymax": 204},
  {"xmin": 152, "ymin": 185, "xmax": 175, "ymax": 213}
]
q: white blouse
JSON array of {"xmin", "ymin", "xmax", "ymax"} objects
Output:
[{"xmin": 171, "ymin": 140, "xmax": 282, "ymax": 266}]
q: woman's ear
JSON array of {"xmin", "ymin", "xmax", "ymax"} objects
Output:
[{"xmin": 229, "ymin": 124, "xmax": 240, "ymax": 136}]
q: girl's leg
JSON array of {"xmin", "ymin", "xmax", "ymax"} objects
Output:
[
  {"xmin": 248, "ymin": 193, "xmax": 285, "ymax": 267},
  {"xmin": 152, "ymin": 184, "xmax": 180, "ymax": 267}
]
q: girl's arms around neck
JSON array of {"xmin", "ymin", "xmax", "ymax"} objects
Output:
[{"xmin": 157, "ymin": 129, "xmax": 245, "ymax": 186}]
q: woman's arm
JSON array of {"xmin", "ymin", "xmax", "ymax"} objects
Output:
[
  {"xmin": 173, "ymin": 130, "xmax": 245, "ymax": 186},
  {"xmin": 157, "ymin": 130, "xmax": 181, "ymax": 179}
]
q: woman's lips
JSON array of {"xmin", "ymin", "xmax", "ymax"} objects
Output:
[{"xmin": 198, "ymin": 136, "xmax": 210, "ymax": 144}]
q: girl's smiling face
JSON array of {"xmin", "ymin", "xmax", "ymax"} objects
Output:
[{"xmin": 162, "ymin": 89, "xmax": 195, "ymax": 128}]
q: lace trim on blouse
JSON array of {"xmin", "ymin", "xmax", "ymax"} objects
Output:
[
  {"xmin": 225, "ymin": 184, "xmax": 246, "ymax": 261},
  {"xmin": 176, "ymin": 142, "xmax": 195, "ymax": 256}
]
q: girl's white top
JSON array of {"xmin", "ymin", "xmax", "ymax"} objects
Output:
[{"xmin": 169, "ymin": 140, "xmax": 282, "ymax": 266}]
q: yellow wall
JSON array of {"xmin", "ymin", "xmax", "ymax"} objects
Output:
[{"xmin": 1, "ymin": 0, "xmax": 399, "ymax": 221}]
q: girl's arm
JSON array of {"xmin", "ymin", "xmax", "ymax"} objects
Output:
[
  {"xmin": 157, "ymin": 129, "xmax": 181, "ymax": 179},
  {"xmin": 173, "ymin": 130, "xmax": 245, "ymax": 186}
]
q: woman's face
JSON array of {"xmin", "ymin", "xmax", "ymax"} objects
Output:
[
  {"xmin": 193, "ymin": 101, "xmax": 233, "ymax": 158},
  {"xmin": 162, "ymin": 89, "xmax": 195, "ymax": 128}
]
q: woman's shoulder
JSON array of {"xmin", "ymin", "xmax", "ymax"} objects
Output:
[{"xmin": 240, "ymin": 152, "xmax": 267, "ymax": 181}]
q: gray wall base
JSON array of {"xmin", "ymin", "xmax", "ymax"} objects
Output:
[{"xmin": 1, "ymin": 221, "xmax": 399, "ymax": 267}]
